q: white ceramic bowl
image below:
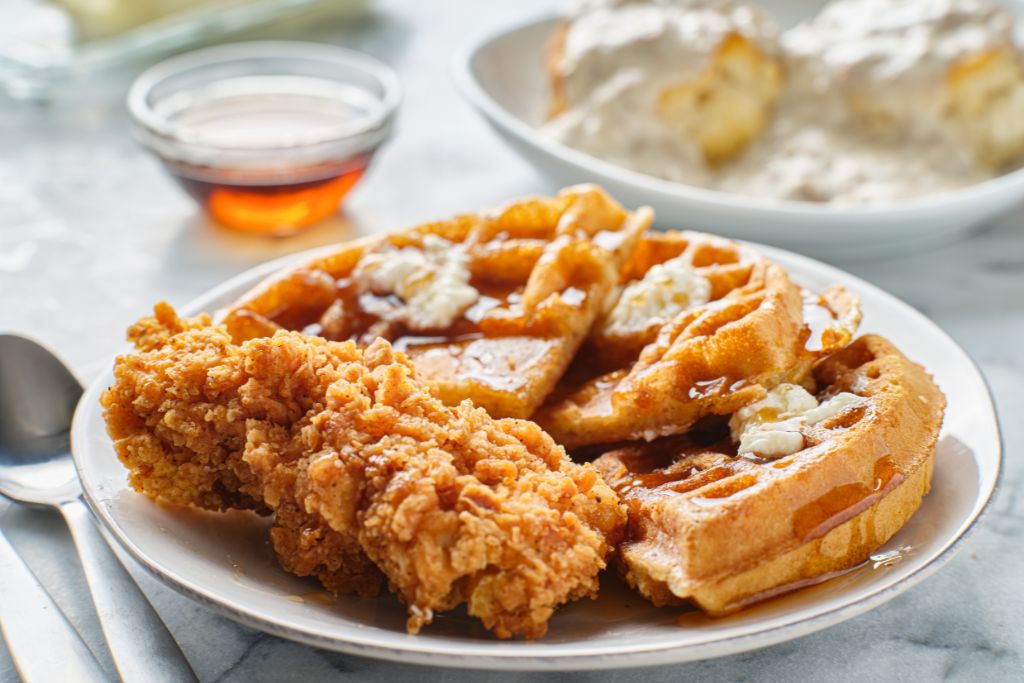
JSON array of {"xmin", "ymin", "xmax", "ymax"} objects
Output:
[
  {"xmin": 454, "ymin": 2, "xmax": 1024, "ymax": 261},
  {"xmin": 71, "ymin": 243, "xmax": 1001, "ymax": 670}
]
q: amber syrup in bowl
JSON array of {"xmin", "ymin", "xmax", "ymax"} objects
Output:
[{"xmin": 128, "ymin": 42, "xmax": 400, "ymax": 234}]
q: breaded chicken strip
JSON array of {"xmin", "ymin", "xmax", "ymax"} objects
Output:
[
  {"xmin": 103, "ymin": 302, "xmax": 382, "ymax": 596},
  {"xmin": 102, "ymin": 304, "xmax": 625, "ymax": 638}
]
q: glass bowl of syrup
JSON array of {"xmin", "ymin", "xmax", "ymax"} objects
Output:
[{"xmin": 128, "ymin": 41, "xmax": 400, "ymax": 234}]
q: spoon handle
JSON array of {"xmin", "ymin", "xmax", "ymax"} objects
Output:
[
  {"xmin": 59, "ymin": 499, "xmax": 199, "ymax": 683},
  {"xmin": 0, "ymin": 528, "xmax": 108, "ymax": 683}
]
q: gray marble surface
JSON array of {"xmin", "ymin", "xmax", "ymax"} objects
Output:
[{"xmin": 0, "ymin": 1, "xmax": 1022, "ymax": 681}]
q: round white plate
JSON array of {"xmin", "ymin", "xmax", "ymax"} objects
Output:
[
  {"xmin": 453, "ymin": 1, "xmax": 1024, "ymax": 260},
  {"xmin": 71, "ymin": 244, "xmax": 1001, "ymax": 671}
]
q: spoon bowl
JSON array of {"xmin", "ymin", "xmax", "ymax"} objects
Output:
[{"xmin": 0, "ymin": 334, "xmax": 83, "ymax": 505}]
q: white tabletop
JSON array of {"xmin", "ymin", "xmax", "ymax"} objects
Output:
[{"xmin": 1, "ymin": 1, "xmax": 1022, "ymax": 680}]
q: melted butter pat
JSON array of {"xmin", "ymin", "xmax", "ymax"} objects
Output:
[
  {"xmin": 729, "ymin": 384, "xmax": 862, "ymax": 458},
  {"xmin": 604, "ymin": 252, "xmax": 711, "ymax": 334},
  {"xmin": 354, "ymin": 234, "xmax": 479, "ymax": 331}
]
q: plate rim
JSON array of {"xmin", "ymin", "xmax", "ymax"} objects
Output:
[
  {"xmin": 71, "ymin": 242, "xmax": 1004, "ymax": 670},
  {"xmin": 452, "ymin": 12, "xmax": 1024, "ymax": 219}
]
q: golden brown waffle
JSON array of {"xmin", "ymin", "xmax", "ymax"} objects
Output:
[
  {"xmin": 588, "ymin": 230, "xmax": 762, "ymax": 369},
  {"xmin": 593, "ymin": 334, "xmax": 945, "ymax": 615},
  {"xmin": 222, "ymin": 185, "xmax": 652, "ymax": 419},
  {"xmin": 536, "ymin": 230, "xmax": 861, "ymax": 449}
]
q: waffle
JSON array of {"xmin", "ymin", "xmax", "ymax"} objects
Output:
[
  {"xmin": 535, "ymin": 230, "xmax": 861, "ymax": 449},
  {"xmin": 593, "ymin": 334, "xmax": 945, "ymax": 615},
  {"xmin": 222, "ymin": 185, "xmax": 652, "ymax": 419}
]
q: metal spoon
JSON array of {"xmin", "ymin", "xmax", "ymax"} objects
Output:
[{"xmin": 0, "ymin": 334, "xmax": 198, "ymax": 683}]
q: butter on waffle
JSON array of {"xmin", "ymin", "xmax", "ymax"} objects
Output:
[
  {"xmin": 593, "ymin": 334, "xmax": 946, "ymax": 615},
  {"xmin": 536, "ymin": 230, "xmax": 861, "ymax": 449},
  {"xmin": 222, "ymin": 185, "xmax": 652, "ymax": 419}
]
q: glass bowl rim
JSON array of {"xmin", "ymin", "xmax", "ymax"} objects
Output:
[{"xmin": 126, "ymin": 40, "xmax": 402, "ymax": 152}]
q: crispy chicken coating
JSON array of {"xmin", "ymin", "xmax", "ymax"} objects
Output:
[
  {"xmin": 102, "ymin": 304, "xmax": 625, "ymax": 638},
  {"xmin": 103, "ymin": 302, "xmax": 381, "ymax": 596}
]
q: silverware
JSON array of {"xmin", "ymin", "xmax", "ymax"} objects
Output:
[
  {"xmin": 0, "ymin": 334, "xmax": 198, "ymax": 683},
  {"xmin": 0, "ymin": 527, "xmax": 108, "ymax": 682}
]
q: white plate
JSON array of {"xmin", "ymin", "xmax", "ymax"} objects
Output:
[
  {"xmin": 71, "ymin": 244, "xmax": 1001, "ymax": 671},
  {"xmin": 453, "ymin": 2, "xmax": 1024, "ymax": 260}
]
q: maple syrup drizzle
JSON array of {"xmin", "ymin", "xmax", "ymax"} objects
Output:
[
  {"xmin": 263, "ymin": 249, "xmax": 548, "ymax": 364},
  {"xmin": 615, "ymin": 428, "xmax": 735, "ymax": 495},
  {"xmin": 676, "ymin": 540, "xmax": 916, "ymax": 621},
  {"xmin": 391, "ymin": 333, "xmax": 486, "ymax": 352},
  {"xmin": 802, "ymin": 290, "xmax": 840, "ymax": 352},
  {"xmin": 791, "ymin": 457, "xmax": 904, "ymax": 542},
  {"xmin": 613, "ymin": 376, "xmax": 889, "ymax": 539},
  {"xmin": 725, "ymin": 561, "xmax": 871, "ymax": 612}
]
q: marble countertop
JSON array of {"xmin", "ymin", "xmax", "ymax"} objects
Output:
[{"xmin": 1, "ymin": 1, "xmax": 1022, "ymax": 680}]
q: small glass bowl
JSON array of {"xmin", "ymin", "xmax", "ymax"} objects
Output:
[{"xmin": 127, "ymin": 41, "xmax": 401, "ymax": 234}]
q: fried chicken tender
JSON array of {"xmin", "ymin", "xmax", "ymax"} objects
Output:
[
  {"xmin": 102, "ymin": 303, "xmax": 625, "ymax": 638},
  {"xmin": 103, "ymin": 302, "xmax": 382, "ymax": 596}
]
